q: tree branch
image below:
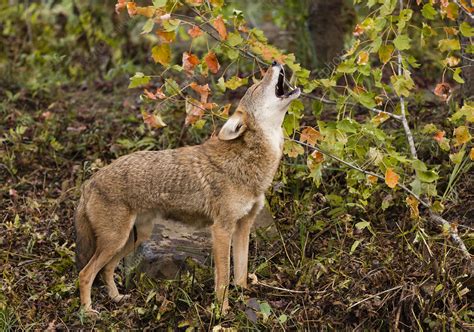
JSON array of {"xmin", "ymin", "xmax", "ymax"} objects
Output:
[{"xmin": 397, "ymin": 0, "xmax": 418, "ymax": 159}]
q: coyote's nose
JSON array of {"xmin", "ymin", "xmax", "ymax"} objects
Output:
[{"xmin": 271, "ymin": 60, "xmax": 278, "ymax": 67}]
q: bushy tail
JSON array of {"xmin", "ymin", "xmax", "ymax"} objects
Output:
[{"xmin": 74, "ymin": 192, "xmax": 95, "ymax": 271}]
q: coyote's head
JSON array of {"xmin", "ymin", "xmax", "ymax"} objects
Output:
[{"xmin": 219, "ymin": 62, "xmax": 300, "ymax": 140}]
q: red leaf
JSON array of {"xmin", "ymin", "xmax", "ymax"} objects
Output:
[
  {"xmin": 182, "ymin": 52, "xmax": 200, "ymax": 74},
  {"xmin": 188, "ymin": 25, "xmax": 203, "ymax": 38},
  {"xmin": 204, "ymin": 51, "xmax": 220, "ymax": 74},
  {"xmin": 434, "ymin": 82, "xmax": 451, "ymax": 101}
]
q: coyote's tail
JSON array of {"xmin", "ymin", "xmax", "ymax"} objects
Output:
[{"xmin": 74, "ymin": 187, "xmax": 95, "ymax": 271}]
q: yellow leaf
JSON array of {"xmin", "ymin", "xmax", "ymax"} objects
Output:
[
  {"xmin": 385, "ymin": 168, "xmax": 399, "ymax": 189},
  {"xmin": 453, "ymin": 125, "xmax": 471, "ymax": 146},
  {"xmin": 367, "ymin": 174, "xmax": 378, "ymax": 184},
  {"xmin": 152, "ymin": 44, "xmax": 171, "ymax": 66},
  {"xmin": 156, "ymin": 30, "xmax": 176, "ymax": 43},
  {"xmin": 357, "ymin": 51, "xmax": 369, "ymax": 65},
  {"xmin": 406, "ymin": 196, "xmax": 419, "ymax": 219},
  {"xmin": 470, "ymin": 147, "xmax": 474, "ymax": 161}
]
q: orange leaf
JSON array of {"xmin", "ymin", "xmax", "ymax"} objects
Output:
[
  {"xmin": 385, "ymin": 168, "xmax": 399, "ymax": 189},
  {"xmin": 190, "ymin": 82, "xmax": 210, "ymax": 103},
  {"xmin": 185, "ymin": 99, "xmax": 205, "ymax": 125},
  {"xmin": 157, "ymin": 30, "xmax": 176, "ymax": 43},
  {"xmin": 136, "ymin": 6, "xmax": 156, "ymax": 18},
  {"xmin": 353, "ymin": 24, "xmax": 364, "ymax": 36},
  {"xmin": 155, "ymin": 87, "xmax": 166, "ymax": 99},
  {"xmin": 310, "ymin": 150, "xmax": 325, "ymax": 164},
  {"xmin": 213, "ymin": 15, "xmax": 227, "ymax": 40},
  {"xmin": 300, "ymin": 127, "xmax": 321, "ymax": 146},
  {"xmin": 204, "ymin": 51, "xmax": 220, "ymax": 74},
  {"xmin": 367, "ymin": 175, "xmax": 378, "ymax": 184},
  {"xmin": 188, "ymin": 25, "xmax": 203, "ymax": 38},
  {"xmin": 470, "ymin": 147, "xmax": 474, "ymax": 161},
  {"xmin": 182, "ymin": 52, "xmax": 200, "ymax": 74},
  {"xmin": 115, "ymin": 0, "xmax": 127, "ymax": 14},
  {"xmin": 144, "ymin": 88, "xmax": 157, "ymax": 100},
  {"xmin": 142, "ymin": 111, "xmax": 166, "ymax": 128},
  {"xmin": 221, "ymin": 103, "xmax": 231, "ymax": 116},
  {"xmin": 126, "ymin": 2, "xmax": 137, "ymax": 16},
  {"xmin": 433, "ymin": 130, "xmax": 445, "ymax": 142}
]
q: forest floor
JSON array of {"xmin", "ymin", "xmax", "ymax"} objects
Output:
[{"xmin": 1, "ymin": 80, "xmax": 473, "ymax": 330}]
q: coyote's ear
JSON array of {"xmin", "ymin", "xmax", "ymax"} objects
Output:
[{"xmin": 218, "ymin": 111, "xmax": 247, "ymax": 141}]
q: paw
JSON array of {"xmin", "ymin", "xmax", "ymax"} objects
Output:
[
  {"xmin": 111, "ymin": 293, "xmax": 130, "ymax": 303},
  {"xmin": 83, "ymin": 306, "xmax": 99, "ymax": 318}
]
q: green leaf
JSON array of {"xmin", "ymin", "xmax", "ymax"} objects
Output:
[
  {"xmin": 129, "ymin": 72, "xmax": 151, "ymax": 88},
  {"xmin": 355, "ymin": 221, "xmax": 370, "ymax": 230},
  {"xmin": 450, "ymin": 104, "xmax": 474, "ymax": 122},
  {"xmin": 421, "ymin": 4, "xmax": 437, "ymax": 20},
  {"xmin": 393, "ymin": 34, "xmax": 411, "ymax": 51},
  {"xmin": 337, "ymin": 60, "xmax": 357, "ymax": 74},
  {"xmin": 227, "ymin": 32, "xmax": 243, "ymax": 46},
  {"xmin": 337, "ymin": 118, "xmax": 359, "ymax": 133},
  {"xmin": 164, "ymin": 78, "xmax": 180, "ymax": 96},
  {"xmin": 460, "ymin": 22, "xmax": 474, "ymax": 37},
  {"xmin": 416, "ymin": 170, "xmax": 439, "ymax": 183},
  {"xmin": 449, "ymin": 150, "xmax": 465, "ymax": 164},
  {"xmin": 153, "ymin": 0, "xmax": 167, "ymax": 7},
  {"xmin": 453, "ymin": 68, "xmax": 465, "ymax": 84},
  {"xmin": 351, "ymin": 90, "xmax": 376, "ymax": 109},
  {"xmin": 438, "ymin": 39, "xmax": 461, "ymax": 52},
  {"xmin": 141, "ymin": 19, "xmax": 154, "ymax": 34},
  {"xmin": 259, "ymin": 301, "xmax": 272, "ymax": 317},
  {"xmin": 350, "ymin": 240, "xmax": 362, "ymax": 255},
  {"xmin": 224, "ymin": 76, "xmax": 248, "ymax": 90},
  {"xmin": 390, "ymin": 73, "xmax": 414, "ymax": 97}
]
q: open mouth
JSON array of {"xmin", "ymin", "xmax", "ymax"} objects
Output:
[{"xmin": 275, "ymin": 68, "xmax": 298, "ymax": 98}]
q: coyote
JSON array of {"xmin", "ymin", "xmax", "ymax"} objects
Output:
[{"xmin": 75, "ymin": 62, "xmax": 300, "ymax": 314}]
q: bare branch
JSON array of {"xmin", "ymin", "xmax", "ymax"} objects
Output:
[
  {"xmin": 397, "ymin": 0, "xmax": 418, "ymax": 159},
  {"xmin": 302, "ymin": 92, "xmax": 402, "ymax": 120},
  {"xmin": 453, "ymin": 0, "xmax": 474, "ymax": 19}
]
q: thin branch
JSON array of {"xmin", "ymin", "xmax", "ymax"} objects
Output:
[
  {"xmin": 290, "ymin": 138, "xmax": 473, "ymax": 268},
  {"xmin": 453, "ymin": 0, "xmax": 474, "ymax": 19},
  {"xmin": 302, "ymin": 92, "xmax": 402, "ymax": 120},
  {"xmin": 290, "ymin": 138, "xmax": 427, "ymax": 207}
]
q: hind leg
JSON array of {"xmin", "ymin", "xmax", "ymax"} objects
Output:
[
  {"xmin": 101, "ymin": 215, "xmax": 154, "ymax": 302},
  {"xmin": 78, "ymin": 204, "xmax": 135, "ymax": 314}
]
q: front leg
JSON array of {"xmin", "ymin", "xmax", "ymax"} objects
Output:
[
  {"xmin": 211, "ymin": 223, "xmax": 232, "ymax": 313},
  {"xmin": 232, "ymin": 197, "xmax": 264, "ymax": 288}
]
